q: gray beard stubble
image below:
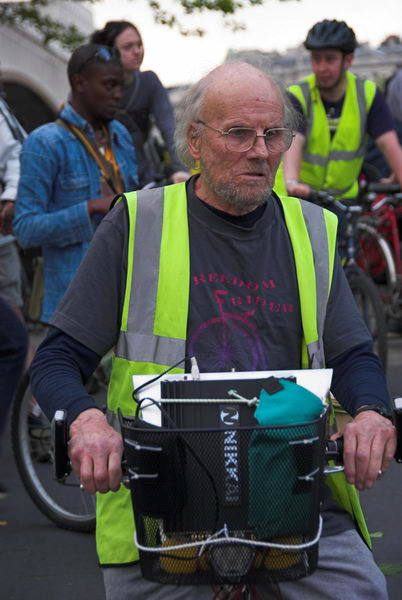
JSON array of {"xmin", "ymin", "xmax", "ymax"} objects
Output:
[{"xmin": 201, "ymin": 162, "xmax": 272, "ymax": 212}]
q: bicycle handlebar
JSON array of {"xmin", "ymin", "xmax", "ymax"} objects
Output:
[
  {"xmin": 366, "ymin": 182, "xmax": 401, "ymax": 195},
  {"xmin": 306, "ymin": 191, "xmax": 362, "ymax": 215},
  {"xmin": 53, "ymin": 410, "xmax": 346, "ymax": 483},
  {"xmin": 54, "ymin": 401, "xmax": 402, "ymax": 484}
]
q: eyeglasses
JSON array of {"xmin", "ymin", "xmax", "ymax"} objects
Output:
[
  {"xmin": 77, "ymin": 46, "xmax": 119, "ymax": 73},
  {"xmin": 196, "ymin": 120, "xmax": 295, "ymax": 153}
]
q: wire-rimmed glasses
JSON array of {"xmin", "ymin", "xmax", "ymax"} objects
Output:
[{"xmin": 196, "ymin": 119, "xmax": 295, "ymax": 153}]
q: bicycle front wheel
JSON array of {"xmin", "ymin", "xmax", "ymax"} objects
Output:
[
  {"xmin": 11, "ymin": 373, "xmax": 96, "ymax": 532},
  {"xmin": 346, "ymin": 267, "xmax": 388, "ymax": 369}
]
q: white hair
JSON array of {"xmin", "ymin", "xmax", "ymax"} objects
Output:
[{"xmin": 174, "ymin": 61, "xmax": 300, "ymax": 170}]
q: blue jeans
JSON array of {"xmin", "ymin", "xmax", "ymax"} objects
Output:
[{"xmin": 0, "ymin": 296, "xmax": 27, "ymax": 448}]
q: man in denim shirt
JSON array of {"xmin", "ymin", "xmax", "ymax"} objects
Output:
[{"xmin": 14, "ymin": 44, "xmax": 138, "ymax": 323}]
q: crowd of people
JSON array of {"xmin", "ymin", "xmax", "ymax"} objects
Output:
[{"xmin": 1, "ymin": 16, "xmax": 402, "ymax": 600}]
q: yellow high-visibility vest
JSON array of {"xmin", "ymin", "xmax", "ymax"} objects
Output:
[
  {"xmin": 288, "ymin": 72, "xmax": 376, "ymax": 199},
  {"xmin": 95, "ymin": 183, "xmax": 370, "ymax": 565}
]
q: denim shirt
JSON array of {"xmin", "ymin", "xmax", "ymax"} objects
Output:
[{"xmin": 14, "ymin": 103, "xmax": 138, "ymax": 322}]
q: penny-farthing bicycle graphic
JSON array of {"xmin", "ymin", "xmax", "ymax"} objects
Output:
[{"xmin": 188, "ymin": 289, "xmax": 268, "ymax": 372}]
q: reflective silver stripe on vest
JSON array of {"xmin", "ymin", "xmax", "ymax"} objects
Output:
[
  {"xmin": 116, "ymin": 330, "xmax": 185, "ymax": 366},
  {"xmin": 303, "ymin": 151, "xmax": 327, "ymax": 167},
  {"xmin": 308, "ymin": 340, "xmax": 324, "ymax": 370},
  {"xmin": 302, "ymin": 77, "xmax": 368, "ymax": 169},
  {"xmin": 300, "ymin": 200, "xmax": 329, "ymax": 368},
  {"xmin": 355, "ymin": 77, "xmax": 369, "ymax": 155},
  {"xmin": 300, "ymin": 82, "xmax": 313, "ymax": 140},
  {"xmin": 115, "ymin": 187, "xmax": 186, "ymax": 365}
]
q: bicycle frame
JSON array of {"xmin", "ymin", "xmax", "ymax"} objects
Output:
[
  {"xmin": 366, "ymin": 194, "xmax": 402, "ymax": 275},
  {"xmin": 306, "ymin": 191, "xmax": 388, "ymax": 367}
]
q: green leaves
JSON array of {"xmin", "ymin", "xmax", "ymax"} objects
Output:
[
  {"xmin": 0, "ymin": 0, "xmax": 299, "ymax": 47},
  {"xmin": 0, "ymin": 1, "xmax": 85, "ymax": 50}
]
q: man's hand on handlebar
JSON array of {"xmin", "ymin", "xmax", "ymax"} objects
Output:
[
  {"xmin": 68, "ymin": 408, "xmax": 123, "ymax": 494},
  {"xmin": 340, "ymin": 411, "xmax": 396, "ymax": 491}
]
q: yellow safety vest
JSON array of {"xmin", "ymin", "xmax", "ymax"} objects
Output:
[
  {"xmin": 288, "ymin": 72, "xmax": 376, "ymax": 199},
  {"xmin": 95, "ymin": 183, "xmax": 370, "ymax": 566}
]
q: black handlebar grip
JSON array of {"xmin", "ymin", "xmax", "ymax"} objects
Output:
[
  {"xmin": 53, "ymin": 410, "xmax": 71, "ymax": 481},
  {"xmin": 392, "ymin": 399, "xmax": 402, "ymax": 463},
  {"xmin": 325, "ymin": 437, "xmax": 344, "ymax": 463}
]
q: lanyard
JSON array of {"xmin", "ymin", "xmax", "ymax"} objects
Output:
[{"xmin": 56, "ymin": 118, "xmax": 125, "ymax": 194}]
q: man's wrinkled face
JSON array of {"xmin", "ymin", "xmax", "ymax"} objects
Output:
[
  {"xmin": 78, "ymin": 63, "xmax": 125, "ymax": 122},
  {"xmin": 311, "ymin": 49, "xmax": 353, "ymax": 91},
  {"xmin": 189, "ymin": 76, "xmax": 285, "ymax": 214}
]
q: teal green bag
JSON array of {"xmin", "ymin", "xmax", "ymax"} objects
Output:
[
  {"xmin": 248, "ymin": 378, "xmax": 325, "ymax": 539},
  {"xmin": 254, "ymin": 378, "xmax": 324, "ymax": 426}
]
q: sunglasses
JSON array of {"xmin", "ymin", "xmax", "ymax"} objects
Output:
[{"xmin": 77, "ymin": 46, "xmax": 120, "ymax": 73}]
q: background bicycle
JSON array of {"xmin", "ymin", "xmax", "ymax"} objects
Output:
[
  {"xmin": 357, "ymin": 182, "xmax": 402, "ymax": 329},
  {"xmin": 11, "ymin": 352, "xmax": 110, "ymax": 532},
  {"xmin": 308, "ymin": 191, "xmax": 388, "ymax": 369}
]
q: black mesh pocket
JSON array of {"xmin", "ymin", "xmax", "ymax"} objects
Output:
[{"xmin": 123, "ymin": 420, "xmax": 187, "ymax": 518}]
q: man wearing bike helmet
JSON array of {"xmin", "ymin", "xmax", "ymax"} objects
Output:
[
  {"xmin": 30, "ymin": 62, "xmax": 394, "ymax": 600},
  {"xmin": 284, "ymin": 19, "xmax": 402, "ymax": 200}
]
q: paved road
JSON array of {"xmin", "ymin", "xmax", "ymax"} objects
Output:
[{"xmin": 1, "ymin": 333, "xmax": 401, "ymax": 600}]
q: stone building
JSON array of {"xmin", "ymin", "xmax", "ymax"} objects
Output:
[{"xmin": 225, "ymin": 40, "xmax": 402, "ymax": 89}]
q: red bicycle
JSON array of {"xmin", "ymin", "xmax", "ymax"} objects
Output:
[
  {"xmin": 307, "ymin": 191, "xmax": 387, "ymax": 368},
  {"xmin": 357, "ymin": 182, "xmax": 402, "ymax": 324}
]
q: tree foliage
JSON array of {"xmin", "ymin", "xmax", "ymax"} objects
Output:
[
  {"xmin": 0, "ymin": 0, "xmax": 91, "ymax": 48},
  {"xmin": 0, "ymin": 0, "xmax": 298, "ymax": 49}
]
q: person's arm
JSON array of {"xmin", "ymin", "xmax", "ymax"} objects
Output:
[
  {"xmin": 30, "ymin": 327, "xmax": 103, "ymax": 425},
  {"xmin": 282, "ymin": 132, "xmax": 312, "ymax": 198},
  {"xmin": 146, "ymin": 72, "xmax": 189, "ymax": 180},
  {"xmin": 0, "ymin": 113, "xmax": 22, "ymax": 233},
  {"xmin": 324, "ymin": 255, "xmax": 396, "ymax": 490},
  {"xmin": 13, "ymin": 131, "xmax": 103, "ymax": 249},
  {"xmin": 30, "ymin": 201, "xmax": 128, "ymax": 493},
  {"xmin": 328, "ymin": 340, "xmax": 395, "ymax": 491},
  {"xmin": 366, "ymin": 88, "xmax": 402, "ymax": 187},
  {"xmin": 375, "ymin": 129, "xmax": 402, "ymax": 188},
  {"xmin": 30, "ymin": 327, "xmax": 123, "ymax": 494},
  {"xmin": 0, "ymin": 113, "xmax": 21, "ymax": 201},
  {"xmin": 329, "ymin": 341, "xmax": 389, "ymax": 414},
  {"xmin": 282, "ymin": 92, "xmax": 311, "ymax": 197}
]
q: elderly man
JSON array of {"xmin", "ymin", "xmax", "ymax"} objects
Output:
[{"xmin": 30, "ymin": 62, "xmax": 395, "ymax": 600}]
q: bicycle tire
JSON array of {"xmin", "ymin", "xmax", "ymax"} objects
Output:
[
  {"xmin": 11, "ymin": 373, "xmax": 96, "ymax": 532},
  {"xmin": 346, "ymin": 267, "xmax": 388, "ymax": 369},
  {"xmin": 357, "ymin": 222, "xmax": 395, "ymax": 283},
  {"xmin": 357, "ymin": 221, "xmax": 402, "ymax": 323}
]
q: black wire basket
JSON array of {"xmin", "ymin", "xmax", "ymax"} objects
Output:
[{"xmin": 120, "ymin": 407, "xmax": 328, "ymax": 585}]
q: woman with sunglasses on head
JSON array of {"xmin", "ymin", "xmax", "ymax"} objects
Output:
[{"xmin": 91, "ymin": 21, "xmax": 189, "ymax": 187}]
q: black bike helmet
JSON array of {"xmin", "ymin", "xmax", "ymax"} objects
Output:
[{"xmin": 304, "ymin": 20, "xmax": 357, "ymax": 53}]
